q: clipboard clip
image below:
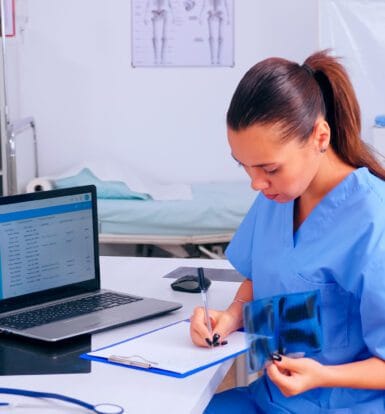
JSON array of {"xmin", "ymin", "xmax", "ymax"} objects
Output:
[{"xmin": 108, "ymin": 354, "xmax": 158, "ymax": 369}]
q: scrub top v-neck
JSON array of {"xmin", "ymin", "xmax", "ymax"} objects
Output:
[{"xmin": 226, "ymin": 167, "xmax": 385, "ymax": 413}]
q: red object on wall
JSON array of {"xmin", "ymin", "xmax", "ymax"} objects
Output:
[{"xmin": 1, "ymin": 0, "xmax": 16, "ymax": 37}]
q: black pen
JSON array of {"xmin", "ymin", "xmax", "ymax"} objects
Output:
[{"xmin": 198, "ymin": 267, "xmax": 213, "ymax": 341}]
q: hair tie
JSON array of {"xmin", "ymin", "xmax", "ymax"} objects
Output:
[{"xmin": 302, "ymin": 63, "xmax": 314, "ymax": 77}]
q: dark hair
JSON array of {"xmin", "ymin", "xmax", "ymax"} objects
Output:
[{"xmin": 227, "ymin": 50, "xmax": 385, "ymax": 180}]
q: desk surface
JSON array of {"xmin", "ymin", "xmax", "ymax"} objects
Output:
[{"xmin": 0, "ymin": 257, "xmax": 241, "ymax": 414}]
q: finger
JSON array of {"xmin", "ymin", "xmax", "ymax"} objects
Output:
[
  {"xmin": 190, "ymin": 327, "xmax": 210, "ymax": 347},
  {"xmin": 194, "ymin": 307, "xmax": 214, "ymax": 338},
  {"xmin": 266, "ymin": 363, "xmax": 293, "ymax": 391},
  {"xmin": 189, "ymin": 319, "xmax": 211, "ymax": 347},
  {"xmin": 190, "ymin": 307, "xmax": 215, "ymax": 346},
  {"xmin": 272, "ymin": 354, "xmax": 302, "ymax": 372},
  {"xmin": 209, "ymin": 317, "xmax": 233, "ymax": 346}
]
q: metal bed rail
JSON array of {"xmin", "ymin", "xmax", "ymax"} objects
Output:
[
  {"xmin": 98, "ymin": 232, "xmax": 233, "ymax": 259},
  {"xmin": 6, "ymin": 116, "xmax": 39, "ymax": 194},
  {"xmin": 98, "ymin": 232, "xmax": 233, "ymax": 246}
]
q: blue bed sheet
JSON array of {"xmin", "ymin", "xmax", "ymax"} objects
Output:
[
  {"xmin": 97, "ymin": 182, "xmax": 256, "ymax": 236},
  {"xmin": 54, "ymin": 168, "xmax": 151, "ymax": 200}
]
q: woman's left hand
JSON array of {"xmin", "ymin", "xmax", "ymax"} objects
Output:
[{"xmin": 266, "ymin": 355, "xmax": 328, "ymax": 397}]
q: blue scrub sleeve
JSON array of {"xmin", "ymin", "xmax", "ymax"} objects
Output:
[
  {"xmin": 358, "ymin": 250, "xmax": 385, "ymax": 359},
  {"xmin": 334, "ymin": 236, "xmax": 385, "ymax": 360},
  {"xmin": 225, "ymin": 196, "xmax": 260, "ymax": 280}
]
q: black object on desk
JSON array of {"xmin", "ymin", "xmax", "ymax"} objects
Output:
[
  {"xmin": 171, "ymin": 274, "xmax": 211, "ymax": 293},
  {"xmin": 0, "ymin": 334, "xmax": 91, "ymax": 375},
  {"xmin": 164, "ymin": 266, "xmax": 245, "ymax": 283}
]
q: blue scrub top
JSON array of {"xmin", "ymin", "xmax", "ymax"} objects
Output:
[{"xmin": 226, "ymin": 167, "xmax": 385, "ymax": 413}]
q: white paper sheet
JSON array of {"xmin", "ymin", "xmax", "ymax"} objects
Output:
[{"xmin": 89, "ymin": 320, "xmax": 247, "ymax": 375}]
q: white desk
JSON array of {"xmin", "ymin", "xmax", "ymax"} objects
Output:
[{"xmin": 0, "ymin": 257, "xmax": 242, "ymax": 414}]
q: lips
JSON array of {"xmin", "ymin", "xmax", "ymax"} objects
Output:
[{"xmin": 264, "ymin": 193, "xmax": 278, "ymax": 200}]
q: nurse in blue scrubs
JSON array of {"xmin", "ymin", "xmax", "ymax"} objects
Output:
[{"xmin": 190, "ymin": 50, "xmax": 385, "ymax": 413}]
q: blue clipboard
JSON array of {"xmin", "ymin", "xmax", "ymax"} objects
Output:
[{"xmin": 81, "ymin": 320, "xmax": 247, "ymax": 378}]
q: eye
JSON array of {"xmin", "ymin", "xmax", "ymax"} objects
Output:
[{"xmin": 265, "ymin": 168, "xmax": 278, "ymax": 175}]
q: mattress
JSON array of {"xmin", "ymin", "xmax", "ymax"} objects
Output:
[{"xmin": 97, "ymin": 182, "xmax": 256, "ymax": 243}]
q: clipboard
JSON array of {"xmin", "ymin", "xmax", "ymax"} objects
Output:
[{"xmin": 81, "ymin": 320, "xmax": 248, "ymax": 378}]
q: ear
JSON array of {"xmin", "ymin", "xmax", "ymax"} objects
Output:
[{"xmin": 312, "ymin": 119, "xmax": 330, "ymax": 152}]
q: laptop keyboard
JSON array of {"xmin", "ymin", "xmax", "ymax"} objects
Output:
[{"xmin": 0, "ymin": 292, "xmax": 143, "ymax": 330}]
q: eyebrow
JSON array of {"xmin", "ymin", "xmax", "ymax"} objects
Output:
[{"xmin": 231, "ymin": 153, "xmax": 277, "ymax": 168}]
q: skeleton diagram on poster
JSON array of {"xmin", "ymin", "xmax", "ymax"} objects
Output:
[{"xmin": 131, "ymin": 0, "xmax": 234, "ymax": 67}]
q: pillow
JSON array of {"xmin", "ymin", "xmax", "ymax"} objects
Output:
[{"xmin": 54, "ymin": 168, "xmax": 151, "ymax": 200}]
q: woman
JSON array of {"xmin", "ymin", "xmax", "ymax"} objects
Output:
[{"xmin": 190, "ymin": 50, "xmax": 385, "ymax": 413}]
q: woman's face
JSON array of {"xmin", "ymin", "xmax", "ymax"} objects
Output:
[{"xmin": 228, "ymin": 122, "xmax": 323, "ymax": 203}]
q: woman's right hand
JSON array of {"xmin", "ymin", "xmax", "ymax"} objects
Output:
[{"xmin": 189, "ymin": 306, "xmax": 240, "ymax": 347}]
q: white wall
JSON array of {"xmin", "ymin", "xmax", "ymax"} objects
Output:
[
  {"xmin": 6, "ymin": 0, "xmax": 319, "ymax": 184},
  {"xmin": 319, "ymin": 0, "xmax": 385, "ymax": 146}
]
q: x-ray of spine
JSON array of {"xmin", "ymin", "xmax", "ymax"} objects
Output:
[{"xmin": 131, "ymin": 0, "xmax": 234, "ymax": 67}]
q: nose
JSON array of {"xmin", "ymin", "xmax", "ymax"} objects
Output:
[{"xmin": 247, "ymin": 167, "xmax": 269, "ymax": 191}]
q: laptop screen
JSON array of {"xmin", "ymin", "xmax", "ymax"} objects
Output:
[{"xmin": 0, "ymin": 186, "xmax": 100, "ymax": 309}]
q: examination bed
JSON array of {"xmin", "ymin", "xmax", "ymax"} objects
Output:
[
  {"xmin": 50, "ymin": 168, "xmax": 256, "ymax": 258},
  {"xmin": 97, "ymin": 181, "xmax": 256, "ymax": 257}
]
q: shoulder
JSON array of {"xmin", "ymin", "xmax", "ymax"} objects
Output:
[
  {"xmin": 322, "ymin": 168, "xmax": 385, "ymax": 258},
  {"xmin": 350, "ymin": 168, "xmax": 385, "ymax": 221},
  {"xmin": 342, "ymin": 169, "xmax": 385, "ymax": 251}
]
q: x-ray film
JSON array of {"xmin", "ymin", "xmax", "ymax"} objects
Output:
[{"xmin": 244, "ymin": 290, "xmax": 323, "ymax": 373}]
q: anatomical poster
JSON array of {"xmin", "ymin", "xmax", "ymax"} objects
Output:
[{"xmin": 131, "ymin": 0, "xmax": 234, "ymax": 67}]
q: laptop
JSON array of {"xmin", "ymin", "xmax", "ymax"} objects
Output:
[{"xmin": 0, "ymin": 185, "xmax": 182, "ymax": 342}]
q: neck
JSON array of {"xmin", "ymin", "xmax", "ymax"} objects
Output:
[
  {"xmin": 294, "ymin": 149, "xmax": 355, "ymax": 232},
  {"xmin": 304, "ymin": 148, "xmax": 355, "ymax": 203}
]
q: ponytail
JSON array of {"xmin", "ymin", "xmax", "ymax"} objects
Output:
[{"xmin": 304, "ymin": 50, "xmax": 385, "ymax": 180}]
